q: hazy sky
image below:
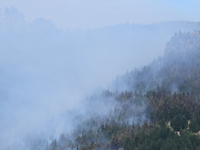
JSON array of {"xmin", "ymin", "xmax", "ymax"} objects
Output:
[{"xmin": 0, "ymin": 0, "xmax": 199, "ymax": 30}]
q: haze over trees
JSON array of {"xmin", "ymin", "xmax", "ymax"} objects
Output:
[
  {"xmin": 40, "ymin": 31, "xmax": 200, "ymax": 150},
  {"xmin": 0, "ymin": 6, "xmax": 200, "ymax": 150}
]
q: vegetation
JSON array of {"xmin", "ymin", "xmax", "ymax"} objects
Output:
[{"xmin": 44, "ymin": 31, "xmax": 200, "ymax": 150}]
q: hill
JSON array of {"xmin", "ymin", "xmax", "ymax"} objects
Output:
[{"xmin": 36, "ymin": 31, "xmax": 200, "ymax": 150}]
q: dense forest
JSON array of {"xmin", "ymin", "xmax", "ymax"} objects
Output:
[{"xmin": 27, "ymin": 30, "xmax": 200, "ymax": 150}]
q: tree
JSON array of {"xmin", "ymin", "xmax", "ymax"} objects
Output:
[{"xmin": 171, "ymin": 115, "xmax": 188, "ymax": 131}]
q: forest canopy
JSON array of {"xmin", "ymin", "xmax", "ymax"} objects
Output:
[{"xmin": 38, "ymin": 31, "xmax": 200, "ymax": 150}]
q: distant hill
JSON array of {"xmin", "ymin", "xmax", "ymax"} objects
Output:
[
  {"xmin": 40, "ymin": 30, "xmax": 200, "ymax": 150},
  {"xmin": 165, "ymin": 30, "xmax": 200, "ymax": 54},
  {"xmin": 110, "ymin": 30, "xmax": 200, "ymax": 95}
]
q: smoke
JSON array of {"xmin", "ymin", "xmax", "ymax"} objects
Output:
[{"xmin": 0, "ymin": 6, "xmax": 200, "ymax": 150}]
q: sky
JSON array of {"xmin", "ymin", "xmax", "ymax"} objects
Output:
[{"xmin": 0, "ymin": 0, "xmax": 200, "ymax": 30}]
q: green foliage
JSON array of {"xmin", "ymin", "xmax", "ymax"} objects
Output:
[
  {"xmin": 138, "ymin": 126, "xmax": 199, "ymax": 150},
  {"xmin": 170, "ymin": 115, "xmax": 188, "ymax": 131},
  {"xmin": 134, "ymin": 135, "xmax": 139, "ymax": 147},
  {"xmin": 189, "ymin": 111, "xmax": 200, "ymax": 133},
  {"xmin": 169, "ymin": 107, "xmax": 190, "ymax": 120},
  {"xmin": 124, "ymin": 137, "xmax": 135, "ymax": 150},
  {"xmin": 159, "ymin": 118, "xmax": 166, "ymax": 128}
]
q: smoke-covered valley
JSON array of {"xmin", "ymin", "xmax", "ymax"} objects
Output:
[{"xmin": 1, "ymin": 6, "xmax": 200, "ymax": 150}]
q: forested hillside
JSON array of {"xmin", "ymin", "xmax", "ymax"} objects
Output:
[{"xmin": 30, "ymin": 31, "xmax": 200, "ymax": 150}]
